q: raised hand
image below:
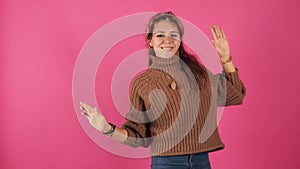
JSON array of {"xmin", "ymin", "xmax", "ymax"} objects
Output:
[
  {"xmin": 80, "ymin": 101, "xmax": 111, "ymax": 133},
  {"xmin": 211, "ymin": 25, "xmax": 231, "ymax": 62}
]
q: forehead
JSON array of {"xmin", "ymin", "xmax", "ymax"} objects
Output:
[{"xmin": 153, "ymin": 20, "xmax": 179, "ymax": 33}]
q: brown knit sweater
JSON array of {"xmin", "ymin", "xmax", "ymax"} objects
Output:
[{"xmin": 121, "ymin": 55, "xmax": 246, "ymax": 156}]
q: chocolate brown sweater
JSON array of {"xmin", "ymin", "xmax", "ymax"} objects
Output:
[{"xmin": 121, "ymin": 55, "xmax": 246, "ymax": 156}]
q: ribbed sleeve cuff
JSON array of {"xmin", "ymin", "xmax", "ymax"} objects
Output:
[
  {"xmin": 121, "ymin": 124, "xmax": 139, "ymax": 147},
  {"xmin": 222, "ymin": 68, "xmax": 246, "ymax": 106},
  {"xmin": 224, "ymin": 68, "xmax": 240, "ymax": 85},
  {"xmin": 121, "ymin": 123, "xmax": 151, "ymax": 148}
]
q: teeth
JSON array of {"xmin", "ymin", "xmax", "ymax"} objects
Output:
[{"xmin": 162, "ymin": 47, "xmax": 173, "ymax": 51}]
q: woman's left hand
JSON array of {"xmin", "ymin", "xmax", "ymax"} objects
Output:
[{"xmin": 211, "ymin": 25, "xmax": 231, "ymax": 62}]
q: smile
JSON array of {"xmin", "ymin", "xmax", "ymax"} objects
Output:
[{"xmin": 161, "ymin": 47, "xmax": 174, "ymax": 51}]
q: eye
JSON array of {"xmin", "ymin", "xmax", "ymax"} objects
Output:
[
  {"xmin": 156, "ymin": 34, "xmax": 165, "ymax": 37},
  {"xmin": 171, "ymin": 34, "xmax": 178, "ymax": 38}
]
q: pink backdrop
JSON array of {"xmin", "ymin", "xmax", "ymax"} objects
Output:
[{"xmin": 1, "ymin": 0, "xmax": 300, "ymax": 168}]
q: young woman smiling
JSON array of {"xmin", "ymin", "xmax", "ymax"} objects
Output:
[{"xmin": 80, "ymin": 11, "xmax": 246, "ymax": 169}]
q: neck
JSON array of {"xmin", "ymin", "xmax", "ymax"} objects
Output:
[{"xmin": 149, "ymin": 55, "xmax": 181, "ymax": 72}]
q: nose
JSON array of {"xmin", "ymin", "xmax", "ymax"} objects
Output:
[{"xmin": 163, "ymin": 35, "xmax": 173, "ymax": 43}]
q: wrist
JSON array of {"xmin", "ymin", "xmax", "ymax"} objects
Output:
[
  {"xmin": 221, "ymin": 56, "xmax": 232, "ymax": 65},
  {"xmin": 102, "ymin": 124, "xmax": 111, "ymax": 133},
  {"xmin": 103, "ymin": 123, "xmax": 116, "ymax": 137}
]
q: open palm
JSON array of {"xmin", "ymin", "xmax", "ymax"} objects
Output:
[
  {"xmin": 211, "ymin": 25, "xmax": 230, "ymax": 61},
  {"xmin": 80, "ymin": 101, "xmax": 110, "ymax": 132}
]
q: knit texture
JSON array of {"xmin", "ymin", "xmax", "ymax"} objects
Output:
[{"xmin": 121, "ymin": 55, "xmax": 246, "ymax": 156}]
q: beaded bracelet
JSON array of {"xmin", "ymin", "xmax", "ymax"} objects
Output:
[
  {"xmin": 103, "ymin": 123, "xmax": 116, "ymax": 137},
  {"xmin": 221, "ymin": 56, "xmax": 232, "ymax": 65}
]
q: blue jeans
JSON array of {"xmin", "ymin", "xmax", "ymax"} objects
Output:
[{"xmin": 151, "ymin": 152, "xmax": 211, "ymax": 169}]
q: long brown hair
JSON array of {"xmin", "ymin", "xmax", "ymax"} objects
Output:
[{"xmin": 145, "ymin": 11, "xmax": 209, "ymax": 89}]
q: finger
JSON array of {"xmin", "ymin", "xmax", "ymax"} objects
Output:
[
  {"xmin": 94, "ymin": 107, "xmax": 99, "ymax": 113},
  {"xmin": 80, "ymin": 101, "xmax": 88, "ymax": 110},
  {"xmin": 80, "ymin": 102, "xmax": 93, "ymax": 112},
  {"xmin": 217, "ymin": 26, "xmax": 226, "ymax": 39},
  {"xmin": 82, "ymin": 112, "xmax": 90, "ymax": 118},
  {"xmin": 214, "ymin": 25, "xmax": 222, "ymax": 39},
  {"xmin": 80, "ymin": 101, "xmax": 91, "ymax": 107},
  {"xmin": 211, "ymin": 26, "xmax": 218, "ymax": 41},
  {"xmin": 220, "ymin": 28, "xmax": 226, "ymax": 39},
  {"xmin": 80, "ymin": 106, "xmax": 87, "ymax": 112},
  {"xmin": 80, "ymin": 101, "xmax": 85, "ymax": 106}
]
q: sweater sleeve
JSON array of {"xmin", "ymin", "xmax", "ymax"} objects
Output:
[
  {"xmin": 121, "ymin": 78, "xmax": 152, "ymax": 148},
  {"xmin": 216, "ymin": 68, "xmax": 246, "ymax": 107}
]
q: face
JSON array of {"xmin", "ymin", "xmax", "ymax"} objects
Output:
[{"xmin": 149, "ymin": 20, "xmax": 181, "ymax": 59}]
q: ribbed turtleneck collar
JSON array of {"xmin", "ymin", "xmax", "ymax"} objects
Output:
[{"xmin": 149, "ymin": 55, "xmax": 181, "ymax": 72}]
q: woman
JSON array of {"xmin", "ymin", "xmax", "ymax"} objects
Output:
[{"xmin": 80, "ymin": 11, "xmax": 246, "ymax": 169}]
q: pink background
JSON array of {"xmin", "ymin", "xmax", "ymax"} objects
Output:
[{"xmin": 1, "ymin": 0, "xmax": 300, "ymax": 168}]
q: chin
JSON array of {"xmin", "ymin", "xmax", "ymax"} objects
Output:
[
  {"xmin": 156, "ymin": 51, "xmax": 177, "ymax": 59},
  {"xmin": 157, "ymin": 53, "xmax": 175, "ymax": 59}
]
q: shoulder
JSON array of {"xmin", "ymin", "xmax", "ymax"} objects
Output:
[
  {"xmin": 130, "ymin": 68, "xmax": 164, "ymax": 92},
  {"xmin": 130, "ymin": 70, "xmax": 150, "ymax": 87}
]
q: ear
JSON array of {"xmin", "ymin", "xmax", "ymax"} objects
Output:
[{"xmin": 149, "ymin": 42, "xmax": 153, "ymax": 47}]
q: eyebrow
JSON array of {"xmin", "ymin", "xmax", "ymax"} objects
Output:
[
  {"xmin": 155, "ymin": 30, "xmax": 179, "ymax": 34},
  {"xmin": 170, "ymin": 31, "xmax": 179, "ymax": 34}
]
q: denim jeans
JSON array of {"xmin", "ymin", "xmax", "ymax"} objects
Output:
[{"xmin": 151, "ymin": 152, "xmax": 211, "ymax": 169}]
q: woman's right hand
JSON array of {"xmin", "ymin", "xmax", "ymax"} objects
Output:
[{"xmin": 80, "ymin": 101, "xmax": 112, "ymax": 133}]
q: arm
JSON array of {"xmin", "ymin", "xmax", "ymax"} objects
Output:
[
  {"xmin": 211, "ymin": 25, "xmax": 235, "ymax": 73},
  {"xmin": 120, "ymin": 78, "xmax": 152, "ymax": 148},
  {"xmin": 80, "ymin": 77, "xmax": 151, "ymax": 147},
  {"xmin": 216, "ymin": 69, "xmax": 246, "ymax": 106},
  {"xmin": 211, "ymin": 25, "xmax": 246, "ymax": 106},
  {"xmin": 80, "ymin": 102, "xmax": 128, "ymax": 143}
]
